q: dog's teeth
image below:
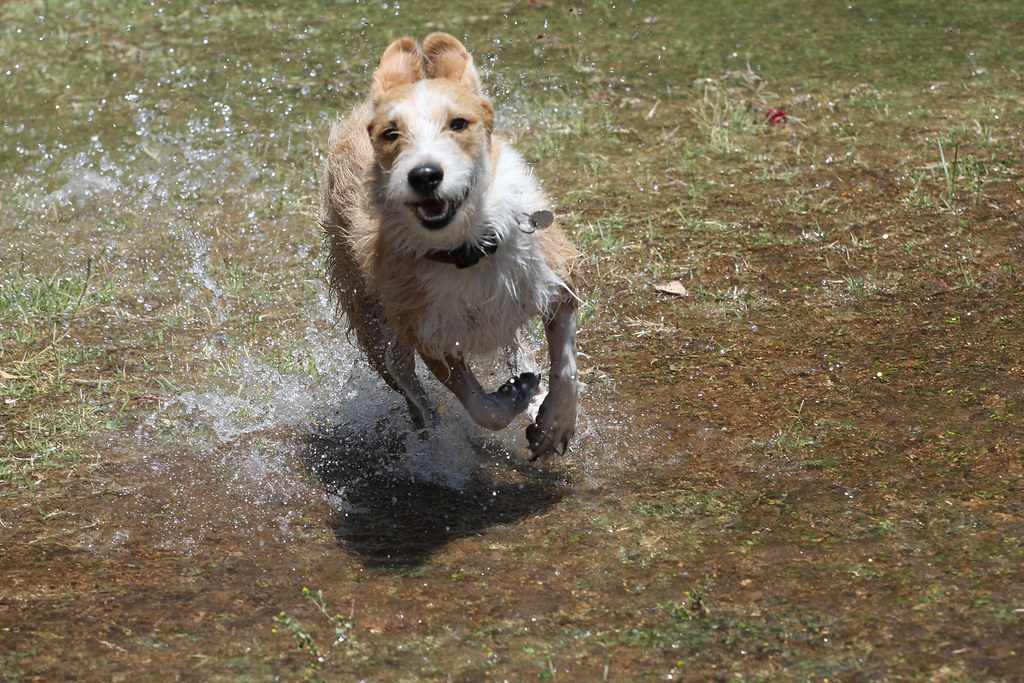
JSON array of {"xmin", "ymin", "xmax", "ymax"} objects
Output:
[
  {"xmin": 415, "ymin": 198, "xmax": 459, "ymax": 227},
  {"xmin": 416, "ymin": 199, "xmax": 445, "ymax": 219}
]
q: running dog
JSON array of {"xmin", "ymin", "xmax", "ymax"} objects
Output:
[{"xmin": 320, "ymin": 33, "xmax": 580, "ymax": 460}]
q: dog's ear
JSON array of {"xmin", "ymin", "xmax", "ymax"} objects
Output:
[
  {"xmin": 480, "ymin": 99, "xmax": 495, "ymax": 134},
  {"xmin": 371, "ymin": 37, "xmax": 424, "ymax": 99},
  {"xmin": 422, "ymin": 33, "xmax": 482, "ymax": 94}
]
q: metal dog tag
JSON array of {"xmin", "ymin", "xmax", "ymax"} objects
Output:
[{"xmin": 528, "ymin": 210, "xmax": 554, "ymax": 231}]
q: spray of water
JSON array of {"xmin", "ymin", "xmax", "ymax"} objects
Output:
[{"xmin": 3, "ymin": 33, "xmax": 631, "ymax": 557}]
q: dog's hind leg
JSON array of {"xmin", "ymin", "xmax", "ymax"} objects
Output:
[
  {"xmin": 421, "ymin": 355, "xmax": 539, "ymax": 431},
  {"xmin": 382, "ymin": 335, "xmax": 437, "ymax": 428},
  {"xmin": 350, "ymin": 304, "xmax": 437, "ymax": 428}
]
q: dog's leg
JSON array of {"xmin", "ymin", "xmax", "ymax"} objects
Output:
[
  {"xmin": 382, "ymin": 335, "xmax": 437, "ymax": 428},
  {"xmin": 351, "ymin": 303, "xmax": 437, "ymax": 428},
  {"xmin": 421, "ymin": 355, "xmax": 539, "ymax": 431},
  {"xmin": 526, "ymin": 296, "xmax": 580, "ymax": 460}
]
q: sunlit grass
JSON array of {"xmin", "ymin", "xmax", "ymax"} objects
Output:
[
  {"xmin": 0, "ymin": 259, "xmax": 123, "ymax": 484},
  {"xmin": 2, "ymin": 0, "xmax": 1024, "ymax": 679}
]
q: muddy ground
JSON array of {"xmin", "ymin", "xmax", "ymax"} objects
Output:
[{"xmin": 2, "ymin": 1, "xmax": 1023, "ymax": 681}]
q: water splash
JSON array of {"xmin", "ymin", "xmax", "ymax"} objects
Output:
[{"xmin": 2, "ymin": 21, "xmax": 629, "ymax": 558}]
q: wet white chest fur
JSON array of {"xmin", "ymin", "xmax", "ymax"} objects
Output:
[{"xmin": 398, "ymin": 143, "xmax": 569, "ymax": 359}]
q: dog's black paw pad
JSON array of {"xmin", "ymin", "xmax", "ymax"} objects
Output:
[
  {"xmin": 498, "ymin": 372, "xmax": 540, "ymax": 402},
  {"xmin": 514, "ymin": 372, "xmax": 540, "ymax": 395}
]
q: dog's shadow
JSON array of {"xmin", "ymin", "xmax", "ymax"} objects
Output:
[{"xmin": 301, "ymin": 410, "xmax": 563, "ymax": 568}]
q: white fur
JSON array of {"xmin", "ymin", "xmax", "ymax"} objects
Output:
[
  {"xmin": 374, "ymin": 88, "xmax": 567, "ymax": 359},
  {"xmin": 414, "ymin": 153, "xmax": 566, "ymax": 358}
]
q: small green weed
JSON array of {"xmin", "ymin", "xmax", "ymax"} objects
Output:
[
  {"xmin": 841, "ymin": 274, "xmax": 870, "ymax": 301},
  {"xmin": 272, "ymin": 587, "xmax": 356, "ymax": 677},
  {"xmin": 671, "ymin": 575, "xmax": 715, "ymax": 621},
  {"xmin": 937, "ymin": 138, "xmax": 989, "ymax": 209},
  {"xmin": 274, "ymin": 610, "xmax": 320, "ymax": 658}
]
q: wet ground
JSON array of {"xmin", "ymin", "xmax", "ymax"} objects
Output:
[{"xmin": 2, "ymin": 1, "xmax": 1023, "ymax": 680}]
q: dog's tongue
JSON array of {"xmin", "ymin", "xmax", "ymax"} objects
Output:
[{"xmin": 418, "ymin": 198, "xmax": 448, "ymax": 219}]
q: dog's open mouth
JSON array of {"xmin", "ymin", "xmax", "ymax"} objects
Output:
[{"xmin": 412, "ymin": 197, "xmax": 460, "ymax": 230}]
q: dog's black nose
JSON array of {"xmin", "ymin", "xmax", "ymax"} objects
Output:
[{"xmin": 408, "ymin": 163, "xmax": 444, "ymax": 196}]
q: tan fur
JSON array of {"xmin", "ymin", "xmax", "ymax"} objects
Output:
[
  {"xmin": 320, "ymin": 33, "xmax": 581, "ymax": 458},
  {"xmin": 371, "ymin": 37, "xmax": 424, "ymax": 94},
  {"xmin": 321, "ymin": 103, "xmax": 387, "ymax": 364}
]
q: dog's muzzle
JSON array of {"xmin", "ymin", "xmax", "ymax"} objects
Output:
[{"xmin": 407, "ymin": 163, "xmax": 464, "ymax": 230}]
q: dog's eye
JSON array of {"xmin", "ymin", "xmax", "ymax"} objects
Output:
[
  {"xmin": 449, "ymin": 118, "xmax": 470, "ymax": 132},
  {"xmin": 381, "ymin": 128, "xmax": 400, "ymax": 142}
]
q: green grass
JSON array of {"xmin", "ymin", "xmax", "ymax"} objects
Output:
[
  {"xmin": 0, "ymin": 260, "xmax": 126, "ymax": 485},
  {"xmin": 3, "ymin": 0, "xmax": 1024, "ymax": 680}
]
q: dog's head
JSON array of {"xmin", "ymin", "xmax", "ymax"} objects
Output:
[{"xmin": 367, "ymin": 34, "xmax": 495, "ymax": 243}]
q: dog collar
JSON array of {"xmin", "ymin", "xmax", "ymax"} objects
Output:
[{"xmin": 424, "ymin": 238, "xmax": 498, "ymax": 269}]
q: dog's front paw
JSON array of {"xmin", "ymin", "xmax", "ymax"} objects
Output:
[
  {"xmin": 526, "ymin": 393, "xmax": 577, "ymax": 462},
  {"xmin": 497, "ymin": 372, "xmax": 540, "ymax": 410},
  {"xmin": 469, "ymin": 372, "xmax": 540, "ymax": 430}
]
